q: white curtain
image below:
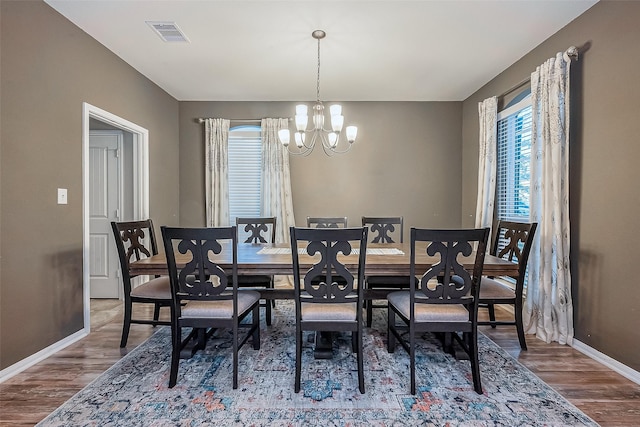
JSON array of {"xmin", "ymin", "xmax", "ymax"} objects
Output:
[
  {"xmin": 204, "ymin": 118, "xmax": 230, "ymax": 227},
  {"xmin": 524, "ymin": 51, "xmax": 573, "ymax": 345},
  {"xmin": 475, "ymin": 96, "xmax": 498, "ymax": 229},
  {"xmin": 261, "ymin": 118, "xmax": 296, "ymax": 244}
]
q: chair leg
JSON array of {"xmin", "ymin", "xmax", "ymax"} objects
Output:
[
  {"xmin": 265, "ymin": 298, "xmax": 272, "ymax": 326},
  {"xmin": 366, "ymin": 300, "xmax": 373, "ymax": 327},
  {"xmin": 169, "ymin": 322, "xmax": 180, "ymax": 388},
  {"xmin": 232, "ymin": 327, "xmax": 239, "ymax": 389},
  {"xmin": 270, "ymin": 278, "xmax": 276, "ymax": 308},
  {"xmin": 153, "ymin": 303, "xmax": 161, "ymax": 325},
  {"xmin": 295, "ymin": 327, "xmax": 302, "ymax": 393},
  {"xmin": 468, "ymin": 329, "xmax": 483, "ymax": 394},
  {"xmin": 357, "ymin": 326, "xmax": 365, "ymax": 394},
  {"xmin": 351, "ymin": 331, "xmax": 357, "ymax": 353},
  {"xmin": 515, "ymin": 301, "xmax": 528, "ymax": 350},
  {"xmin": 120, "ymin": 299, "xmax": 133, "ymax": 348},
  {"xmin": 197, "ymin": 328, "xmax": 207, "ymax": 350},
  {"xmin": 442, "ymin": 332, "xmax": 454, "ymax": 356},
  {"xmin": 488, "ymin": 304, "xmax": 497, "ymax": 328},
  {"xmin": 410, "ymin": 327, "xmax": 416, "ymax": 395},
  {"xmin": 252, "ymin": 305, "xmax": 261, "ymax": 350},
  {"xmin": 387, "ymin": 307, "xmax": 396, "ymax": 353}
]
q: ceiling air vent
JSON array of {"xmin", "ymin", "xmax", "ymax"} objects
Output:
[{"xmin": 146, "ymin": 21, "xmax": 190, "ymax": 43}]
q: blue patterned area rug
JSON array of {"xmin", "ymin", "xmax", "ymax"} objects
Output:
[{"xmin": 38, "ymin": 302, "xmax": 597, "ymax": 426}]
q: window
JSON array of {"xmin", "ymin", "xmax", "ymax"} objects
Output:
[
  {"xmin": 228, "ymin": 125, "xmax": 262, "ymax": 223},
  {"xmin": 495, "ymin": 94, "xmax": 532, "ymax": 288},
  {"xmin": 496, "ymin": 95, "xmax": 532, "ymax": 223}
]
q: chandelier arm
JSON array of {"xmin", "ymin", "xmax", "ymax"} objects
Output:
[
  {"xmin": 321, "ymin": 143, "xmax": 336, "ymax": 157},
  {"xmin": 318, "ymin": 131, "xmax": 354, "ymax": 155},
  {"xmin": 286, "ymin": 143, "xmax": 314, "ymax": 156},
  {"xmin": 300, "ymin": 130, "xmax": 319, "ymax": 150},
  {"xmin": 322, "ymin": 138, "xmax": 354, "ymax": 155},
  {"xmin": 287, "ymin": 130, "xmax": 319, "ymax": 154},
  {"xmin": 307, "ymin": 131, "xmax": 320, "ymax": 150},
  {"xmin": 327, "ymin": 144, "xmax": 354, "ymax": 154}
]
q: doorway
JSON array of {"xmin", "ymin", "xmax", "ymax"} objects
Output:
[{"xmin": 82, "ymin": 103, "xmax": 149, "ymax": 333}]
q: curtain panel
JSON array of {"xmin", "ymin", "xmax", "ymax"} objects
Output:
[
  {"xmin": 475, "ymin": 96, "xmax": 498, "ymax": 230},
  {"xmin": 204, "ymin": 118, "xmax": 230, "ymax": 227},
  {"xmin": 524, "ymin": 51, "xmax": 574, "ymax": 345},
  {"xmin": 261, "ymin": 118, "xmax": 296, "ymax": 244}
]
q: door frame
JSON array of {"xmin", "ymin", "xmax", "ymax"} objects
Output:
[{"xmin": 82, "ymin": 102, "xmax": 149, "ymax": 333}]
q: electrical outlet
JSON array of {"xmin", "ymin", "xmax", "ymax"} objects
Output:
[{"xmin": 57, "ymin": 188, "xmax": 68, "ymax": 205}]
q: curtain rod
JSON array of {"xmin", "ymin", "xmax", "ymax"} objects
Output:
[
  {"xmin": 198, "ymin": 118, "xmax": 258, "ymax": 123},
  {"xmin": 498, "ymin": 46, "xmax": 579, "ymax": 99},
  {"xmin": 197, "ymin": 118, "xmax": 292, "ymax": 123}
]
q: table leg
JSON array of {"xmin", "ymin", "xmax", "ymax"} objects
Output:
[
  {"xmin": 313, "ymin": 331, "xmax": 334, "ymax": 359},
  {"xmin": 179, "ymin": 328, "xmax": 216, "ymax": 359}
]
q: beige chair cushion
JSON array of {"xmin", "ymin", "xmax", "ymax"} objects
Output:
[
  {"xmin": 479, "ymin": 277, "xmax": 516, "ymax": 299},
  {"xmin": 387, "ymin": 291, "xmax": 468, "ymax": 322},
  {"xmin": 181, "ymin": 290, "xmax": 260, "ymax": 319},
  {"xmin": 130, "ymin": 276, "xmax": 171, "ymax": 299},
  {"xmin": 301, "ymin": 302, "xmax": 357, "ymax": 322}
]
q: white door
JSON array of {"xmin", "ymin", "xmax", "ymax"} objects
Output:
[{"xmin": 89, "ymin": 131, "xmax": 123, "ymax": 298}]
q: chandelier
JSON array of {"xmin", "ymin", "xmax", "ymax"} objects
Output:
[{"xmin": 278, "ymin": 30, "xmax": 358, "ymax": 156}]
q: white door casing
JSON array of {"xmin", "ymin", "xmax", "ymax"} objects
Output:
[
  {"xmin": 82, "ymin": 102, "xmax": 149, "ymax": 333},
  {"xmin": 89, "ymin": 131, "xmax": 123, "ymax": 298}
]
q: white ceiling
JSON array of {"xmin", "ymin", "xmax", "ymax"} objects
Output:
[{"xmin": 45, "ymin": 0, "xmax": 597, "ymax": 102}]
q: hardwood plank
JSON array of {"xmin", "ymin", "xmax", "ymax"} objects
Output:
[{"xmin": 0, "ymin": 300, "xmax": 638, "ymax": 426}]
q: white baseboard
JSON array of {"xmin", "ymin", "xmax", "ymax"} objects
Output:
[
  {"xmin": 572, "ymin": 339, "xmax": 640, "ymax": 385},
  {"xmin": 0, "ymin": 329, "xmax": 88, "ymax": 383}
]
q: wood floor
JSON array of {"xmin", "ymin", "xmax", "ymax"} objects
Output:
[{"xmin": 1, "ymin": 300, "xmax": 639, "ymax": 426}]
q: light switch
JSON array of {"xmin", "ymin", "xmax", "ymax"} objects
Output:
[{"xmin": 57, "ymin": 188, "xmax": 68, "ymax": 205}]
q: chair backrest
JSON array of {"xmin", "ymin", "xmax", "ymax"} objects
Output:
[
  {"xmin": 161, "ymin": 226, "xmax": 237, "ymax": 304},
  {"xmin": 362, "ymin": 216, "xmax": 403, "ymax": 243},
  {"xmin": 111, "ymin": 220, "xmax": 159, "ymax": 288},
  {"xmin": 491, "ymin": 220, "xmax": 537, "ymax": 282},
  {"xmin": 236, "ymin": 217, "xmax": 276, "ymax": 244},
  {"xmin": 290, "ymin": 226, "xmax": 368, "ymax": 305},
  {"xmin": 306, "ymin": 216, "xmax": 348, "ymax": 228},
  {"xmin": 410, "ymin": 228, "xmax": 490, "ymax": 307}
]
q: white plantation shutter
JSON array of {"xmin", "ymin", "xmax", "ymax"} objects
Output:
[
  {"xmin": 228, "ymin": 126, "xmax": 262, "ymax": 222},
  {"xmin": 496, "ymin": 96, "xmax": 532, "ymax": 223}
]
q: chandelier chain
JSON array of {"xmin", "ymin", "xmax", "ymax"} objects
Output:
[{"xmin": 316, "ymin": 36, "xmax": 321, "ymax": 103}]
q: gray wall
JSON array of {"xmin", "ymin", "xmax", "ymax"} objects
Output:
[
  {"xmin": 461, "ymin": 1, "xmax": 640, "ymax": 370},
  {"xmin": 0, "ymin": 1, "xmax": 180, "ymax": 369},
  {"xmin": 179, "ymin": 101, "xmax": 464, "ymax": 240}
]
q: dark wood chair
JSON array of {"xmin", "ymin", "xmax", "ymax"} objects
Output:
[
  {"xmin": 306, "ymin": 217, "xmax": 349, "ymax": 289},
  {"xmin": 161, "ymin": 226, "xmax": 260, "ymax": 389},
  {"xmin": 290, "ymin": 226, "xmax": 368, "ymax": 394},
  {"xmin": 111, "ymin": 219, "xmax": 171, "ymax": 348},
  {"xmin": 478, "ymin": 220, "xmax": 537, "ymax": 350},
  {"xmin": 306, "ymin": 216, "xmax": 348, "ymax": 228},
  {"xmin": 235, "ymin": 217, "xmax": 277, "ymax": 326},
  {"xmin": 362, "ymin": 216, "xmax": 410, "ymax": 327},
  {"xmin": 387, "ymin": 227, "xmax": 490, "ymax": 394}
]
